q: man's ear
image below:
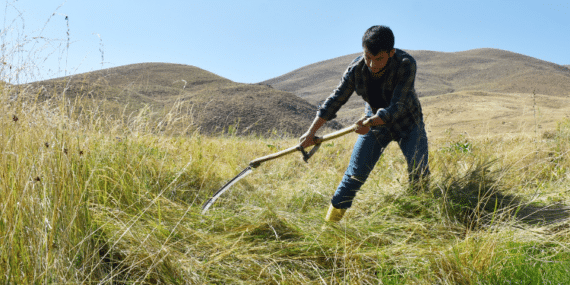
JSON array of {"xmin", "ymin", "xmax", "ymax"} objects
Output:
[{"xmin": 389, "ymin": 49, "xmax": 396, "ymax": 57}]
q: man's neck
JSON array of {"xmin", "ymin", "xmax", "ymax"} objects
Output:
[{"xmin": 370, "ymin": 69, "xmax": 386, "ymax": 78}]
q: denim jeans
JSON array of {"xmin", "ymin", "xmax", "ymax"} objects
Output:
[{"xmin": 331, "ymin": 122, "xmax": 430, "ymax": 209}]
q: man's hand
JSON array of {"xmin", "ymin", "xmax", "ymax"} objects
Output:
[
  {"xmin": 355, "ymin": 116, "xmax": 371, "ymax": 135},
  {"xmin": 355, "ymin": 115, "xmax": 385, "ymax": 135},
  {"xmin": 299, "ymin": 131, "xmax": 317, "ymax": 148},
  {"xmin": 299, "ymin": 116, "xmax": 326, "ymax": 148},
  {"xmin": 362, "ymin": 115, "xmax": 384, "ymax": 127}
]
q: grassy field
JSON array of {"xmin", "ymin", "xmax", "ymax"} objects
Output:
[{"xmin": 1, "ymin": 87, "xmax": 569, "ymax": 284}]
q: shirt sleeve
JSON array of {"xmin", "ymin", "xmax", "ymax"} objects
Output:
[
  {"xmin": 317, "ymin": 60, "xmax": 358, "ymax": 121},
  {"xmin": 376, "ymin": 58, "xmax": 416, "ymax": 124}
]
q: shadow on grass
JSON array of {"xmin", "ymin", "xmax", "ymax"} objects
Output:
[{"xmin": 437, "ymin": 160, "xmax": 570, "ymax": 229}]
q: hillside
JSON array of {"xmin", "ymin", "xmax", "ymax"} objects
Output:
[
  {"xmin": 20, "ymin": 50, "xmax": 570, "ymax": 138},
  {"xmin": 262, "ymin": 49, "xmax": 570, "ymax": 134},
  {"xmin": 412, "ymin": 49, "xmax": 570, "ymax": 97},
  {"xmin": 263, "ymin": 48, "xmax": 570, "ymax": 101},
  {"xmin": 26, "ymin": 63, "xmax": 341, "ymax": 136}
]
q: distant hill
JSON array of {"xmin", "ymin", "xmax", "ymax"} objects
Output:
[
  {"xmin": 20, "ymin": 50, "xmax": 570, "ymax": 139},
  {"xmin": 412, "ymin": 49, "xmax": 570, "ymax": 97},
  {"xmin": 27, "ymin": 63, "xmax": 341, "ymax": 136},
  {"xmin": 262, "ymin": 48, "xmax": 570, "ymax": 124}
]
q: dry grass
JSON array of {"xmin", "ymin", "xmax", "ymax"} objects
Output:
[
  {"xmin": 2, "ymin": 83, "xmax": 569, "ymax": 283},
  {"xmin": 422, "ymin": 90, "xmax": 570, "ymax": 138}
]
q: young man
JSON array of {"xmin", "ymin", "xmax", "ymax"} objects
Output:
[{"xmin": 299, "ymin": 25, "xmax": 429, "ymax": 222}]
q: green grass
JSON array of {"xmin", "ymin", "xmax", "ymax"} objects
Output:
[{"xmin": 1, "ymin": 86, "xmax": 569, "ymax": 283}]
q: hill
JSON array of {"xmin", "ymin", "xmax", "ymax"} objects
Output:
[
  {"xmin": 26, "ymin": 63, "xmax": 341, "ymax": 136},
  {"xmin": 262, "ymin": 49, "xmax": 570, "ymax": 135},
  {"xmin": 263, "ymin": 48, "xmax": 570, "ymax": 101},
  {"xmin": 19, "ymin": 49, "xmax": 570, "ymax": 138},
  {"xmin": 411, "ymin": 49, "xmax": 570, "ymax": 97}
]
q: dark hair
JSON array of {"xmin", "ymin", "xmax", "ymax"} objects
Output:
[{"xmin": 362, "ymin": 25, "xmax": 394, "ymax": 55}]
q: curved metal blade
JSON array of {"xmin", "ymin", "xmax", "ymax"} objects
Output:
[{"xmin": 201, "ymin": 166, "xmax": 253, "ymax": 214}]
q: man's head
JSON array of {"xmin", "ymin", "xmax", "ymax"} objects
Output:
[{"xmin": 362, "ymin": 25, "xmax": 395, "ymax": 75}]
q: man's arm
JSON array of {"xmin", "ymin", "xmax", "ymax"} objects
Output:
[
  {"xmin": 299, "ymin": 58, "xmax": 360, "ymax": 147},
  {"xmin": 299, "ymin": 116, "xmax": 326, "ymax": 148},
  {"xmin": 316, "ymin": 57, "xmax": 361, "ymax": 121},
  {"xmin": 375, "ymin": 58, "xmax": 417, "ymax": 125}
]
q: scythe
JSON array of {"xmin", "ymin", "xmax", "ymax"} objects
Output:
[{"xmin": 201, "ymin": 124, "xmax": 358, "ymax": 214}]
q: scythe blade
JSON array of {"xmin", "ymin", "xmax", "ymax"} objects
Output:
[{"xmin": 201, "ymin": 166, "xmax": 253, "ymax": 214}]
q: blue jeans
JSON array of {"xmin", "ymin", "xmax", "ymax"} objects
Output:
[{"xmin": 331, "ymin": 122, "xmax": 430, "ymax": 209}]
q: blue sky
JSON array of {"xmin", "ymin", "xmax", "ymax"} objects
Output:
[{"xmin": 2, "ymin": 0, "xmax": 569, "ymax": 84}]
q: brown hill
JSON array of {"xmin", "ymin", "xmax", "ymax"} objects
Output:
[
  {"xmin": 262, "ymin": 49, "xmax": 570, "ymax": 126},
  {"xmin": 262, "ymin": 54, "xmax": 356, "ymax": 108},
  {"xmin": 412, "ymin": 49, "xmax": 570, "ymax": 97},
  {"xmin": 27, "ymin": 63, "xmax": 341, "ymax": 136}
]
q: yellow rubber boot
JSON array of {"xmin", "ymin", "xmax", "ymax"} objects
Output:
[{"xmin": 325, "ymin": 204, "xmax": 346, "ymax": 222}]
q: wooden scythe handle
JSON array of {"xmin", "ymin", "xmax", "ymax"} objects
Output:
[
  {"xmin": 314, "ymin": 124, "xmax": 358, "ymax": 144},
  {"xmin": 249, "ymin": 124, "xmax": 358, "ymax": 167}
]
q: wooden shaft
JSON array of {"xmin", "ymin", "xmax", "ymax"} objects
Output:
[
  {"xmin": 315, "ymin": 124, "xmax": 358, "ymax": 144},
  {"xmin": 249, "ymin": 124, "xmax": 358, "ymax": 167},
  {"xmin": 249, "ymin": 145, "xmax": 300, "ymax": 166}
]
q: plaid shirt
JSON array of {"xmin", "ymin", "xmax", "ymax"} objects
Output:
[{"xmin": 318, "ymin": 49, "xmax": 424, "ymax": 135}]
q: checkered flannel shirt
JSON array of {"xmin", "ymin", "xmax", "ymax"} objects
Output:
[{"xmin": 317, "ymin": 49, "xmax": 424, "ymax": 135}]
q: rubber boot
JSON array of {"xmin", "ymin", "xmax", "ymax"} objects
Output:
[{"xmin": 325, "ymin": 204, "xmax": 346, "ymax": 222}]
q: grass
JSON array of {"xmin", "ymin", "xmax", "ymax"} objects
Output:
[{"xmin": 1, "ymin": 84, "xmax": 569, "ymax": 283}]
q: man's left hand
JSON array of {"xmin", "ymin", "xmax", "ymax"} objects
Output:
[
  {"xmin": 362, "ymin": 115, "xmax": 384, "ymax": 127},
  {"xmin": 355, "ymin": 115, "xmax": 385, "ymax": 135}
]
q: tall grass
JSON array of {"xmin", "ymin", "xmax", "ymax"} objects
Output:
[{"xmin": 1, "ymin": 81, "xmax": 569, "ymax": 283}]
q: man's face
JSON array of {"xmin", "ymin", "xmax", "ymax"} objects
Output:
[{"xmin": 363, "ymin": 47, "xmax": 395, "ymax": 75}]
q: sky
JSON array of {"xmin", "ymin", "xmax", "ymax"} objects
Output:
[{"xmin": 2, "ymin": 0, "xmax": 569, "ymax": 84}]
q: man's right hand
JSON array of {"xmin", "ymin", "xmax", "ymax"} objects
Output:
[
  {"xmin": 299, "ymin": 116, "xmax": 327, "ymax": 148},
  {"xmin": 299, "ymin": 131, "xmax": 317, "ymax": 149}
]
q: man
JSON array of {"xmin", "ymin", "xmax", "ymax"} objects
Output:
[{"xmin": 299, "ymin": 25, "xmax": 429, "ymax": 222}]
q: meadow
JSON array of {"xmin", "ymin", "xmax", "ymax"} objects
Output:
[{"xmin": 1, "ymin": 88, "xmax": 569, "ymax": 284}]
